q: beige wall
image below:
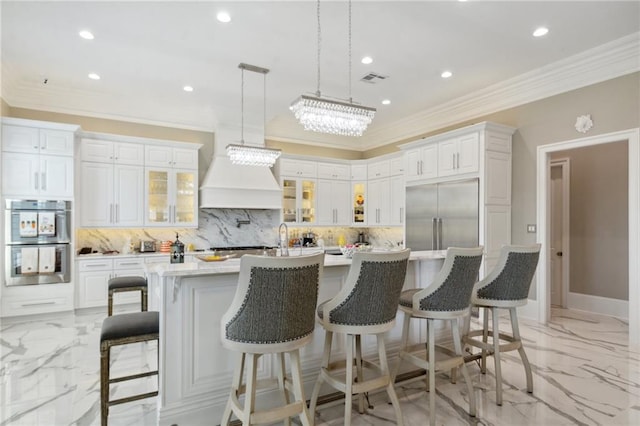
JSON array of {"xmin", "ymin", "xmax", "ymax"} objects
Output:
[
  {"xmin": 267, "ymin": 139, "xmax": 363, "ymax": 160},
  {"xmin": 552, "ymin": 142, "xmax": 628, "ymax": 300},
  {"xmin": 0, "ymin": 97, "xmax": 9, "ymax": 116}
]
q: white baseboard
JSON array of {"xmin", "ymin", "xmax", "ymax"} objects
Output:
[{"xmin": 567, "ymin": 292, "xmax": 628, "ymax": 319}]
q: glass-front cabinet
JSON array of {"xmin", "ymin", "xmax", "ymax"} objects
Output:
[
  {"xmin": 145, "ymin": 168, "xmax": 197, "ymax": 227},
  {"xmin": 281, "ymin": 177, "xmax": 316, "ymax": 224},
  {"xmin": 352, "ymin": 182, "xmax": 367, "ymax": 225}
]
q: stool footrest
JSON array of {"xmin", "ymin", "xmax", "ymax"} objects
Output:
[
  {"xmin": 110, "ymin": 370, "xmax": 158, "ymax": 384},
  {"xmin": 109, "ymin": 390, "xmax": 158, "ymax": 407}
]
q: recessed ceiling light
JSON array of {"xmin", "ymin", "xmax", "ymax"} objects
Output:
[
  {"xmin": 361, "ymin": 56, "xmax": 373, "ymax": 65},
  {"xmin": 381, "ymin": 99, "xmax": 391, "ymax": 105},
  {"xmin": 441, "ymin": 70, "xmax": 453, "ymax": 79},
  {"xmin": 216, "ymin": 11, "xmax": 231, "ymax": 23},
  {"xmin": 79, "ymin": 30, "xmax": 94, "ymax": 40},
  {"xmin": 533, "ymin": 27, "xmax": 549, "ymax": 37},
  {"xmin": 88, "ymin": 73, "xmax": 100, "ymax": 80},
  {"xmin": 183, "ymin": 86, "xmax": 194, "ymax": 92}
]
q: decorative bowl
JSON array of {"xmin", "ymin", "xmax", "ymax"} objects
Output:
[{"xmin": 339, "ymin": 245, "xmax": 357, "ymax": 258}]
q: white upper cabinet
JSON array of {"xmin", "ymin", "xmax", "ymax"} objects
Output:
[
  {"xmin": 317, "ymin": 162, "xmax": 350, "ymax": 180},
  {"xmin": 145, "ymin": 145, "xmax": 198, "ymax": 169},
  {"xmin": 1, "ymin": 120, "xmax": 77, "ymax": 198},
  {"xmin": 279, "ymin": 158, "xmax": 317, "ymax": 178},
  {"xmin": 145, "ymin": 168, "xmax": 198, "ymax": 227},
  {"xmin": 80, "ymin": 162, "xmax": 144, "ymax": 227},
  {"xmin": 2, "ymin": 152, "xmax": 73, "ymax": 198},
  {"xmin": 437, "ymin": 133, "xmax": 479, "ymax": 177},
  {"xmin": 350, "ymin": 164, "xmax": 367, "ymax": 180},
  {"xmin": 2, "ymin": 125, "xmax": 74, "ymax": 156},
  {"xmin": 406, "ymin": 144, "xmax": 437, "ymax": 181},
  {"xmin": 316, "ymin": 179, "xmax": 350, "ymax": 225},
  {"xmin": 81, "ymin": 139, "xmax": 144, "ymax": 165},
  {"xmin": 389, "ymin": 155, "xmax": 405, "ymax": 176},
  {"xmin": 367, "ymin": 159, "xmax": 390, "ymax": 180}
]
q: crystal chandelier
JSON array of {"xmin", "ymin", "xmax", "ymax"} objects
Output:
[
  {"xmin": 226, "ymin": 63, "xmax": 281, "ymax": 167},
  {"xmin": 290, "ymin": 0, "xmax": 376, "ymax": 137}
]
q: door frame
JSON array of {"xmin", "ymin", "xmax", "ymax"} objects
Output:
[
  {"xmin": 549, "ymin": 158, "xmax": 570, "ymax": 308},
  {"xmin": 536, "ymin": 128, "xmax": 640, "ymax": 345}
]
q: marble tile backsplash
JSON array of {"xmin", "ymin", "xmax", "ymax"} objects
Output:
[{"xmin": 75, "ymin": 209, "xmax": 404, "ymax": 253}]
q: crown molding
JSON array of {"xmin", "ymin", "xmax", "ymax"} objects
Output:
[{"xmin": 360, "ymin": 32, "xmax": 640, "ymax": 150}]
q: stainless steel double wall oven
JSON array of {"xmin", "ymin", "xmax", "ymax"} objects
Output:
[{"xmin": 4, "ymin": 199, "xmax": 72, "ymax": 286}]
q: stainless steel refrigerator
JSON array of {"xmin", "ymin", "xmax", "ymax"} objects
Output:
[{"xmin": 405, "ymin": 179, "xmax": 479, "ymax": 251}]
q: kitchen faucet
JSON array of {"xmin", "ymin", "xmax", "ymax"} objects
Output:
[{"xmin": 278, "ymin": 222, "xmax": 289, "ymax": 257}]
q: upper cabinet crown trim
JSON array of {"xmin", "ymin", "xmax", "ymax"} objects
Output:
[
  {"xmin": 398, "ymin": 121, "xmax": 516, "ymax": 150},
  {"xmin": 1, "ymin": 117, "xmax": 80, "ymax": 133},
  {"xmin": 79, "ymin": 130, "xmax": 203, "ymax": 149}
]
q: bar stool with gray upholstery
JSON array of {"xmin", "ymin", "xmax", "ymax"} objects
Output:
[
  {"xmin": 393, "ymin": 247, "xmax": 483, "ymax": 426},
  {"xmin": 100, "ymin": 311, "xmax": 159, "ymax": 426},
  {"xmin": 108, "ymin": 276, "xmax": 147, "ymax": 316},
  {"xmin": 220, "ymin": 252, "xmax": 324, "ymax": 426},
  {"xmin": 462, "ymin": 244, "xmax": 541, "ymax": 405},
  {"xmin": 309, "ymin": 249, "xmax": 411, "ymax": 426}
]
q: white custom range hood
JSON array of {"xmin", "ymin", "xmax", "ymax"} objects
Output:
[{"xmin": 199, "ymin": 126, "xmax": 282, "ymax": 209}]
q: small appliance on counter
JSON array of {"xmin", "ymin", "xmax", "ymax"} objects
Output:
[
  {"xmin": 302, "ymin": 230, "xmax": 316, "ymax": 247},
  {"xmin": 170, "ymin": 233, "xmax": 185, "ymax": 264},
  {"xmin": 140, "ymin": 240, "xmax": 156, "ymax": 252}
]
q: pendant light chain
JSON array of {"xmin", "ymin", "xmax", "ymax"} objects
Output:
[
  {"xmin": 348, "ymin": 0, "xmax": 352, "ymax": 103},
  {"xmin": 240, "ymin": 65, "xmax": 245, "ymax": 144},
  {"xmin": 315, "ymin": 0, "xmax": 321, "ymax": 97}
]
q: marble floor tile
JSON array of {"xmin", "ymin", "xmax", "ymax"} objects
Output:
[{"xmin": 1, "ymin": 307, "xmax": 638, "ymax": 425}]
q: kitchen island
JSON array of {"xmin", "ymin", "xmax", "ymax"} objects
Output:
[{"xmin": 146, "ymin": 250, "xmax": 446, "ymax": 426}]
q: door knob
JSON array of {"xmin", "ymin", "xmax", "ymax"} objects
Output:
[{"xmin": 556, "ymin": 251, "xmax": 563, "ymax": 257}]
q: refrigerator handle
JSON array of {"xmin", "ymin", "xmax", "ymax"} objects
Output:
[
  {"xmin": 432, "ymin": 217, "xmax": 437, "ymax": 250},
  {"xmin": 438, "ymin": 218, "xmax": 443, "ymax": 250}
]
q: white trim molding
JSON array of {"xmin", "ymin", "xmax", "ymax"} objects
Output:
[
  {"xmin": 536, "ymin": 128, "xmax": 640, "ymax": 346},
  {"xmin": 567, "ymin": 292, "xmax": 629, "ymax": 320}
]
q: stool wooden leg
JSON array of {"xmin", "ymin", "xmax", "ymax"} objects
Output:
[
  {"xmin": 392, "ymin": 312, "xmax": 411, "ymax": 383},
  {"xmin": 142, "ymin": 288, "xmax": 148, "ymax": 312},
  {"xmin": 309, "ymin": 331, "xmax": 333, "ymax": 422},
  {"xmin": 492, "ymin": 307, "xmax": 503, "ymax": 406},
  {"xmin": 344, "ymin": 334, "xmax": 354, "ymax": 426},
  {"xmin": 243, "ymin": 353, "xmax": 259, "ymax": 424},
  {"xmin": 290, "ymin": 350, "xmax": 312, "ymax": 426},
  {"xmin": 100, "ymin": 343, "xmax": 110, "ymax": 426},
  {"xmin": 427, "ymin": 319, "xmax": 436, "ymax": 426},
  {"xmin": 108, "ymin": 290, "xmax": 114, "ymax": 317},
  {"xmin": 510, "ymin": 307, "xmax": 533, "ymax": 393},
  {"xmin": 277, "ymin": 352, "xmax": 292, "ymax": 426},
  {"xmin": 355, "ymin": 334, "xmax": 365, "ymax": 414},
  {"xmin": 378, "ymin": 335, "xmax": 403, "ymax": 426},
  {"xmin": 221, "ymin": 353, "xmax": 245, "ymax": 425},
  {"xmin": 481, "ymin": 307, "xmax": 489, "ymax": 373},
  {"xmin": 452, "ymin": 318, "xmax": 476, "ymax": 417}
]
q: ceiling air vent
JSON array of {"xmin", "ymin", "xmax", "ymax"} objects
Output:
[{"xmin": 360, "ymin": 72, "xmax": 389, "ymax": 84}]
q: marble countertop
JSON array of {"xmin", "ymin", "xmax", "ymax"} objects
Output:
[{"xmin": 146, "ymin": 250, "xmax": 446, "ymax": 278}]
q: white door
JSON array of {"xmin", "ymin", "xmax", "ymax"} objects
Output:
[
  {"xmin": 40, "ymin": 155, "xmax": 74, "ymax": 198},
  {"xmin": 81, "ymin": 162, "xmax": 114, "ymax": 226},
  {"xmin": 1, "ymin": 152, "xmax": 40, "ymax": 196},
  {"xmin": 316, "ymin": 180, "xmax": 335, "ymax": 225},
  {"xmin": 333, "ymin": 180, "xmax": 351, "ymax": 225},
  {"xmin": 114, "ymin": 165, "xmax": 144, "ymax": 226},
  {"xmin": 550, "ymin": 162, "xmax": 568, "ymax": 307}
]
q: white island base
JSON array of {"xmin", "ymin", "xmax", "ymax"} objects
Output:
[{"xmin": 146, "ymin": 251, "xmax": 446, "ymax": 426}]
